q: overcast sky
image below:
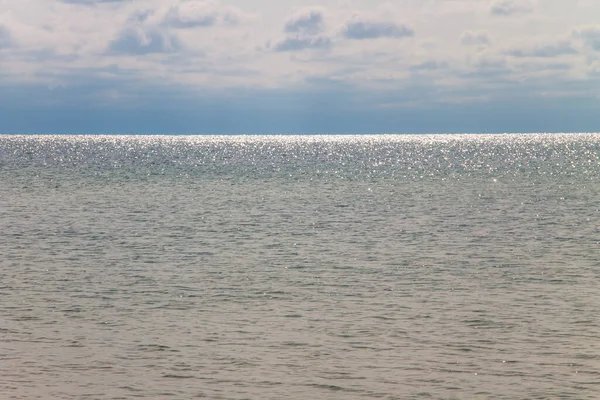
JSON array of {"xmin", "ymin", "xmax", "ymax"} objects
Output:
[{"xmin": 1, "ymin": 0, "xmax": 599, "ymax": 133}]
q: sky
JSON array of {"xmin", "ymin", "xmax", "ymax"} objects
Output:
[{"xmin": 0, "ymin": 0, "xmax": 599, "ymax": 133}]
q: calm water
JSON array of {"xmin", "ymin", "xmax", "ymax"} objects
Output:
[{"xmin": 1, "ymin": 134, "xmax": 599, "ymax": 399}]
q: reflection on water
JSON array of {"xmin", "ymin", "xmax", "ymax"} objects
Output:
[{"xmin": 1, "ymin": 134, "xmax": 599, "ymax": 399}]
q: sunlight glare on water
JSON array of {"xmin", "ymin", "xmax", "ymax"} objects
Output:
[{"xmin": 1, "ymin": 134, "xmax": 600, "ymax": 399}]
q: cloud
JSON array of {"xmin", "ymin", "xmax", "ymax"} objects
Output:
[
  {"xmin": 518, "ymin": 62, "xmax": 572, "ymax": 72},
  {"xmin": 507, "ymin": 42, "xmax": 578, "ymax": 58},
  {"xmin": 164, "ymin": 8, "xmax": 217, "ymax": 28},
  {"xmin": 490, "ymin": 0, "xmax": 533, "ymax": 16},
  {"xmin": 461, "ymin": 31, "xmax": 491, "ymax": 46},
  {"xmin": 273, "ymin": 8, "xmax": 330, "ymax": 52},
  {"xmin": 0, "ymin": 25, "xmax": 11, "ymax": 49},
  {"xmin": 574, "ymin": 26, "xmax": 600, "ymax": 51},
  {"xmin": 162, "ymin": 1, "xmax": 246, "ymax": 28},
  {"xmin": 3, "ymin": 75, "xmax": 600, "ymax": 134},
  {"xmin": 2, "ymin": 0, "xmax": 600, "ymax": 135},
  {"xmin": 411, "ymin": 61, "xmax": 448, "ymax": 71},
  {"xmin": 273, "ymin": 35, "xmax": 331, "ymax": 52},
  {"xmin": 461, "ymin": 58, "xmax": 512, "ymax": 80},
  {"xmin": 61, "ymin": 0, "xmax": 128, "ymax": 3},
  {"xmin": 342, "ymin": 20, "xmax": 414, "ymax": 40},
  {"xmin": 284, "ymin": 9, "xmax": 325, "ymax": 34},
  {"xmin": 108, "ymin": 27, "xmax": 182, "ymax": 55},
  {"xmin": 105, "ymin": 1, "xmax": 251, "ymax": 56}
]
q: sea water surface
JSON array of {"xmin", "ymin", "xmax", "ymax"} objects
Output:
[{"xmin": 1, "ymin": 134, "xmax": 599, "ymax": 399}]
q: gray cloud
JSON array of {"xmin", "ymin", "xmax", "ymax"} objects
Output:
[
  {"xmin": 161, "ymin": 3, "xmax": 245, "ymax": 29},
  {"xmin": 411, "ymin": 61, "xmax": 449, "ymax": 71},
  {"xmin": 273, "ymin": 35, "xmax": 331, "ymax": 52},
  {"xmin": 460, "ymin": 59, "xmax": 512, "ymax": 80},
  {"xmin": 108, "ymin": 27, "xmax": 182, "ymax": 55},
  {"xmin": 273, "ymin": 9, "xmax": 330, "ymax": 53},
  {"xmin": 342, "ymin": 20, "xmax": 414, "ymax": 40},
  {"xmin": 6, "ymin": 72, "xmax": 599, "ymax": 134},
  {"xmin": 164, "ymin": 8, "xmax": 218, "ymax": 28},
  {"xmin": 461, "ymin": 31, "xmax": 491, "ymax": 46},
  {"xmin": 518, "ymin": 62, "xmax": 572, "ymax": 72},
  {"xmin": 576, "ymin": 27, "xmax": 600, "ymax": 51},
  {"xmin": 127, "ymin": 9, "xmax": 154, "ymax": 23},
  {"xmin": 490, "ymin": 0, "xmax": 533, "ymax": 16},
  {"xmin": 507, "ymin": 42, "xmax": 578, "ymax": 58},
  {"xmin": 284, "ymin": 10, "xmax": 325, "ymax": 34},
  {"xmin": 0, "ymin": 25, "xmax": 11, "ymax": 49}
]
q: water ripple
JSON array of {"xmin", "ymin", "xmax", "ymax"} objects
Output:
[{"xmin": 1, "ymin": 134, "xmax": 599, "ymax": 399}]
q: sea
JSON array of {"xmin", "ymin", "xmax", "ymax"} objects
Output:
[{"xmin": 1, "ymin": 134, "xmax": 599, "ymax": 400}]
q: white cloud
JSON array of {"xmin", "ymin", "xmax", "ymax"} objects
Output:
[{"xmin": 0, "ymin": 0, "xmax": 599, "ymax": 107}]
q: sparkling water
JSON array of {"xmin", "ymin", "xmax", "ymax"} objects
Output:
[{"xmin": 1, "ymin": 134, "xmax": 599, "ymax": 399}]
